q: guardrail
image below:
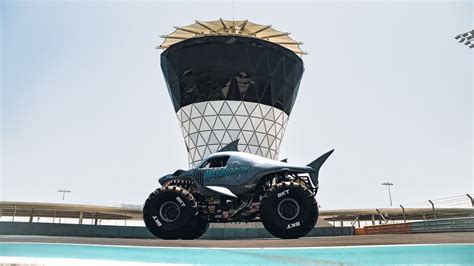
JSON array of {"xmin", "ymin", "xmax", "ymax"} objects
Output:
[
  {"xmin": 411, "ymin": 217, "xmax": 474, "ymax": 233},
  {"xmin": 356, "ymin": 217, "xmax": 474, "ymax": 235}
]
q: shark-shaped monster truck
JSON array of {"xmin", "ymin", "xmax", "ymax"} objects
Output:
[{"xmin": 143, "ymin": 140, "xmax": 333, "ymax": 239}]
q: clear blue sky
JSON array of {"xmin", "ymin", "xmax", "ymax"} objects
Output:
[{"xmin": 1, "ymin": 0, "xmax": 472, "ymax": 209}]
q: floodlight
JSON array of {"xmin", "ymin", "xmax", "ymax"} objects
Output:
[{"xmin": 455, "ymin": 30, "xmax": 474, "ymax": 48}]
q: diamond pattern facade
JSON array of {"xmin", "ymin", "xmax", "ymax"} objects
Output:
[{"xmin": 177, "ymin": 100, "xmax": 288, "ymax": 167}]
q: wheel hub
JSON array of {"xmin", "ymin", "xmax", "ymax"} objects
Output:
[
  {"xmin": 159, "ymin": 201, "xmax": 181, "ymax": 222},
  {"xmin": 277, "ymin": 198, "xmax": 300, "ymax": 221}
]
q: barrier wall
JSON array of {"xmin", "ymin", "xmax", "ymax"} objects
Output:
[
  {"xmin": 356, "ymin": 217, "xmax": 474, "ymax": 235},
  {"xmin": 0, "ymin": 222, "xmax": 153, "ymax": 239},
  {"xmin": 411, "ymin": 217, "xmax": 474, "ymax": 233},
  {"xmin": 0, "ymin": 222, "xmax": 354, "ymax": 239}
]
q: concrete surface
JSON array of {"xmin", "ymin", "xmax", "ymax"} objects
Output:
[{"xmin": 1, "ymin": 232, "xmax": 473, "ymax": 248}]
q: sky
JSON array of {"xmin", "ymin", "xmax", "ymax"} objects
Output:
[{"xmin": 1, "ymin": 0, "xmax": 472, "ymax": 209}]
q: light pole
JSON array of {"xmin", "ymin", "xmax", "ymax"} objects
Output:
[
  {"xmin": 454, "ymin": 30, "xmax": 474, "ymax": 48},
  {"xmin": 58, "ymin": 189, "xmax": 71, "ymax": 201},
  {"xmin": 382, "ymin": 182, "xmax": 393, "ymax": 206},
  {"xmin": 57, "ymin": 189, "xmax": 70, "ymax": 224}
]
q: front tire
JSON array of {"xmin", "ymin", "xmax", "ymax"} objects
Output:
[
  {"xmin": 180, "ymin": 215, "xmax": 210, "ymax": 239},
  {"xmin": 260, "ymin": 182, "xmax": 318, "ymax": 239},
  {"xmin": 143, "ymin": 186, "xmax": 197, "ymax": 239}
]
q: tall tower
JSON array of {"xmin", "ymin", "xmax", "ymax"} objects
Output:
[{"xmin": 159, "ymin": 19, "xmax": 305, "ymax": 167}]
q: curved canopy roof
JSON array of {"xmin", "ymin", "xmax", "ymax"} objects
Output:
[{"xmin": 159, "ymin": 19, "xmax": 305, "ymax": 56}]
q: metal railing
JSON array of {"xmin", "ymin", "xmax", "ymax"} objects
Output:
[{"xmin": 357, "ymin": 217, "xmax": 474, "ymax": 235}]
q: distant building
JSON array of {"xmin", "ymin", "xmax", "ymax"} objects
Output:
[{"xmin": 159, "ymin": 19, "xmax": 305, "ymax": 167}]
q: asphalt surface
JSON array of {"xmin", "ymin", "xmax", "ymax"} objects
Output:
[{"xmin": 1, "ymin": 233, "xmax": 473, "ymax": 248}]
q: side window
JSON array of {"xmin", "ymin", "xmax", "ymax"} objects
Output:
[{"xmin": 200, "ymin": 156, "xmax": 230, "ymax": 168}]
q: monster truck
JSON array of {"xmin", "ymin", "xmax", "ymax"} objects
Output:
[{"xmin": 143, "ymin": 140, "xmax": 333, "ymax": 239}]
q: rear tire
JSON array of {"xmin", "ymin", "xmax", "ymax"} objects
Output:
[
  {"xmin": 260, "ymin": 182, "xmax": 318, "ymax": 239},
  {"xmin": 143, "ymin": 186, "xmax": 197, "ymax": 239}
]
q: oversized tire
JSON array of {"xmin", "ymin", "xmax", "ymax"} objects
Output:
[
  {"xmin": 143, "ymin": 186, "xmax": 198, "ymax": 239},
  {"xmin": 180, "ymin": 215, "xmax": 210, "ymax": 240},
  {"xmin": 260, "ymin": 182, "xmax": 318, "ymax": 239}
]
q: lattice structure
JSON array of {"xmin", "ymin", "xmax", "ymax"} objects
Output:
[{"xmin": 177, "ymin": 100, "xmax": 288, "ymax": 168}]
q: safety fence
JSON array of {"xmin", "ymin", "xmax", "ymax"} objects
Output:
[
  {"xmin": 355, "ymin": 217, "xmax": 474, "ymax": 235},
  {"xmin": 0, "ymin": 222, "xmax": 354, "ymax": 240}
]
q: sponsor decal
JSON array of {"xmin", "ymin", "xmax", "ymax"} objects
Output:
[
  {"xmin": 277, "ymin": 189, "xmax": 290, "ymax": 198},
  {"xmin": 152, "ymin": 216, "xmax": 162, "ymax": 227},
  {"xmin": 204, "ymin": 166, "xmax": 250, "ymax": 180},
  {"xmin": 286, "ymin": 221, "xmax": 300, "ymax": 229},
  {"xmin": 176, "ymin": 196, "xmax": 186, "ymax": 207}
]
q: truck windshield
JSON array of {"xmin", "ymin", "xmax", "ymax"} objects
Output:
[{"xmin": 200, "ymin": 156, "xmax": 230, "ymax": 168}]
